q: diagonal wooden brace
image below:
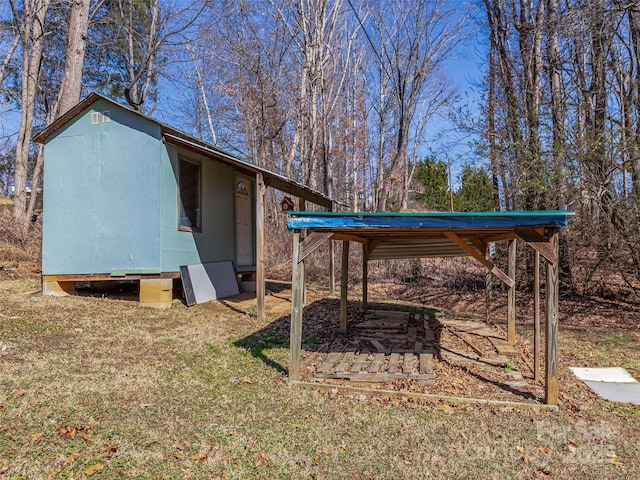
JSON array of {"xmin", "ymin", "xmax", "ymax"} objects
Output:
[
  {"xmin": 514, "ymin": 227, "xmax": 557, "ymax": 263},
  {"xmin": 445, "ymin": 232, "xmax": 515, "ymax": 288},
  {"xmin": 298, "ymin": 231, "xmax": 333, "ymax": 264}
]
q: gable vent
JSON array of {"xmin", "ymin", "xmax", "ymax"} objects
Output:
[{"xmin": 90, "ymin": 110, "xmax": 111, "ymax": 125}]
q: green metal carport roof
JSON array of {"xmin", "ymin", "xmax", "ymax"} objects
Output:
[{"xmin": 287, "ymin": 210, "xmax": 573, "ymax": 261}]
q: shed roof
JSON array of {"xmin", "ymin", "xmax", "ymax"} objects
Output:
[
  {"xmin": 34, "ymin": 93, "xmax": 337, "ymax": 209},
  {"xmin": 287, "ymin": 210, "xmax": 573, "ymax": 260}
]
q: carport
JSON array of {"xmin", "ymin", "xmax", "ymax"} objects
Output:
[{"xmin": 286, "ymin": 210, "xmax": 574, "ymax": 405}]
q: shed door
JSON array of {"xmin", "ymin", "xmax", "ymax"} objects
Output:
[{"xmin": 235, "ymin": 179, "xmax": 253, "ymax": 266}]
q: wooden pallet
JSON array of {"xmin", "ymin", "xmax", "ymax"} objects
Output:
[
  {"xmin": 351, "ymin": 310, "xmax": 436, "ymax": 352},
  {"xmin": 313, "ymin": 350, "xmax": 435, "ymax": 384},
  {"xmin": 308, "ymin": 310, "xmax": 436, "ymax": 384}
]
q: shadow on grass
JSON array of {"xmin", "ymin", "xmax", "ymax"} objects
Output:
[
  {"xmin": 466, "ymin": 369, "xmax": 538, "ymax": 401},
  {"xmin": 234, "ymin": 294, "xmax": 541, "ymax": 402},
  {"xmin": 234, "ymin": 297, "xmax": 438, "ymax": 377},
  {"xmin": 234, "ymin": 297, "xmax": 348, "ymax": 375}
]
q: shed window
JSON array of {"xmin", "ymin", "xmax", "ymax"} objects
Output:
[{"xmin": 179, "ymin": 158, "xmax": 201, "ymax": 231}]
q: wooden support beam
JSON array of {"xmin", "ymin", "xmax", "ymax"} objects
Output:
[
  {"xmin": 299, "ymin": 199, "xmax": 307, "ymax": 305},
  {"xmin": 534, "ymin": 249, "xmax": 541, "ymax": 382},
  {"xmin": 329, "ymin": 202, "xmax": 335, "ymax": 296},
  {"xmin": 526, "ymin": 242, "xmax": 557, "ymax": 264},
  {"xmin": 362, "ymin": 243, "xmax": 368, "ymax": 311},
  {"xmin": 485, "ymin": 245, "xmax": 492, "ymax": 324},
  {"xmin": 507, "ymin": 239, "xmax": 517, "ymax": 345},
  {"xmin": 298, "ymin": 232, "xmax": 332, "ymax": 263},
  {"xmin": 514, "ymin": 226, "xmax": 548, "ymax": 242},
  {"xmin": 470, "ymin": 237, "xmax": 486, "ymax": 253},
  {"xmin": 289, "ymin": 231, "xmax": 304, "ymax": 381},
  {"xmin": 256, "ymin": 172, "xmax": 266, "ymax": 322},
  {"xmin": 43, "ymin": 272, "xmax": 181, "ymax": 281},
  {"xmin": 444, "ymin": 232, "xmax": 514, "ymax": 288},
  {"xmin": 515, "ymin": 227, "xmax": 557, "ymax": 263},
  {"xmin": 366, "ymin": 239, "xmax": 382, "ymax": 255},
  {"xmin": 545, "ymin": 232, "xmax": 560, "ymax": 405},
  {"xmin": 483, "ymin": 232, "xmax": 520, "ymax": 243},
  {"xmin": 340, "ymin": 241, "xmax": 349, "ymax": 334},
  {"xmin": 331, "ymin": 232, "xmax": 369, "ymax": 244},
  {"xmin": 329, "ymin": 240, "xmax": 335, "ymax": 296}
]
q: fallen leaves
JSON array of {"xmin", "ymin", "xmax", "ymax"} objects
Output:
[
  {"xmin": 607, "ymin": 453, "xmax": 623, "ymax": 467},
  {"xmin": 57, "ymin": 425, "xmax": 77, "ymax": 438},
  {"xmin": 29, "ymin": 432, "xmax": 43, "ymax": 444},
  {"xmin": 0, "ymin": 459, "xmax": 9, "ymax": 474},
  {"xmin": 66, "ymin": 452, "xmax": 81, "ymax": 463},
  {"xmin": 515, "ymin": 446, "xmax": 530, "ymax": 463},
  {"xmin": 191, "ymin": 453, "xmax": 208, "ymax": 462},
  {"xmin": 56, "ymin": 424, "xmax": 94, "ymax": 442},
  {"xmin": 99, "ymin": 445, "xmax": 118, "ymax": 455},
  {"xmin": 83, "ymin": 462, "xmax": 104, "ymax": 476},
  {"xmin": 536, "ymin": 466, "xmax": 552, "ymax": 476}
]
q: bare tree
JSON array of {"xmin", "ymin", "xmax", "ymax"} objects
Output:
[
  {"xmin": 57, "ymin": 0, "xmax": 91, "ymax": 115},
  {"xmin": 366, "ymin": 0, "xmax": 461, "ymax": 211},
  {"xmin": 11, "ymin": 0, "xmax": 51, "ymax": 231}
]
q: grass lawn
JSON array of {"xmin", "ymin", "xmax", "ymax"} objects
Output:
[{"xmin": 1, "ymin": 278, "xmax": 639, "ymax": 479}]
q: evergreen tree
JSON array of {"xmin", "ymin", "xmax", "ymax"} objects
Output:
[
  {"xmin": 454, "ymin": 165, "xmax": 493, "ymax": 212},
  {"xmin": 413, "ymin": 157, "xmax": 450, "ymax": 211}
]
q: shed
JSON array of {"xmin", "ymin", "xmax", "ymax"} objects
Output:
[
  {"xmin": 286, "ymin": 210, "xmax": 574, "ymax": 405},
  {"xmin": 34, "ymin": 93, "xmax": 335, "ymax": 314}
]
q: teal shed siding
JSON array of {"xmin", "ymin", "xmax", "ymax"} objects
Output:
[
  {"xmin": 160, "ymin": 145, "xmax": 255, "ymax": 271},
  {"xmin": 42, "ymin": 99, "xmax": 254, "ymax": 276}
]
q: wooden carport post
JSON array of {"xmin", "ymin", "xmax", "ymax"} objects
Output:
[
  {"xmin": 485, "ymin": 244, "xmax": 492, "ymax": 324},
  {"xmin": 256, "ymin": 172, "xmax": 266, "ymax": 322},
  {"xmin": 340, "ymin": 241, "xmax": 349, "ymax": 334},
  {"xmin": 545, "ymin": 231, "xmax": 560, "ymax": 405},
  {"xmin": 299, "ymin": 198, "xmax": 307, "ymax": 305},
  {"xmin": 362, "ymin": 243, "xmax": 368, "ymax": 311},
  {"xmin": 507, "ymin": 239, "xmax": 517, "ymax": 345},
  {"xmin": 328, "ymin": 202, "xmax": 336, "ymax": 297},
  {"xmin": 533, "ymin": 250, "xmax": 541, "ymax": 382},
  {"xmin": 289, "ymin": 230, "xmax": 304, "ymax": 381}
]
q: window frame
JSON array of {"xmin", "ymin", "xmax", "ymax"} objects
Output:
[{"xmin": 178, "ymin": 156, "xmax": 202, "ymax": 233}]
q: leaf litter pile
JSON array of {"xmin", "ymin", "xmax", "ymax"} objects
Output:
[
  {"xmin": 1, "ymin": 277, "xmax": 639, "ymax": 478},
  {"xmin": 294, "ymin": 299, "xmax": 546, "ymax": 404}
]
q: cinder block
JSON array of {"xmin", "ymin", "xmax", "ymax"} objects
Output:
[{"xmin": 139, "ymin": 278, "xmax": 173, "ymax": 308}]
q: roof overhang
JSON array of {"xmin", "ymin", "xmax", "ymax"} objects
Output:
[{"xmin": 162, "ymin": 132, "xmax": 336, "ymax": 209}]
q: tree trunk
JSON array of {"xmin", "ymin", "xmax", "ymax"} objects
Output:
[
  {"xmin": 12, "ymin": 0, "xmax": 51, "ymax": 233},
  {"xmin": 547, "ymin": 0, "xmax": 573, "ymax": 291},
  {"xmin": 627, "ymin": 4, "xmax": 640, "ymax": 198},
  {"xmin": 58, "ymin": 0, "xmax": 90, "ymax": 115}
]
